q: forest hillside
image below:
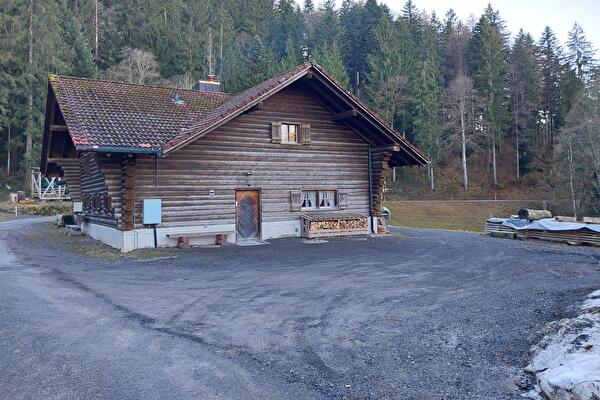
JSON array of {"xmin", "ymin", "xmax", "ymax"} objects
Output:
[{"xmin": 1, "ymin": 0, "xmax": 599, "ymax": 215}]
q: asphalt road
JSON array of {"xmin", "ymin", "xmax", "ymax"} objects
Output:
[{"xmin": 1, "ymin": 217, "xmax": 600, "ymax": 400}]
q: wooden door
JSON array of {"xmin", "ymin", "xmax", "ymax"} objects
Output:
[{"xmin": 236, "ymin": 190, "xmax": 260, "ymax": 241}]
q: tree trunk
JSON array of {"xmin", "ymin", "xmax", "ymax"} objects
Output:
[
  {"xmin": 429, "ymin": 162, "xmax": 435, "ymax": 191},
  {"xmin": 567, "ymin": 141, "xmax": 577, "ymax": 218},
  {"xmin": 459, "ymin": 104, "xmax": 468, "ymax": 190},
  {"xmin": 7, "ymin": 124, "xmax": 11, "ymax": 177},
  {"xmin": 514, "ymin": 95, "xmax": 520, "ymax": 181},
  {"xmin": 95, "ymin": 0, "xmax": 99, "ymax": 62},
  {"xmin": 492, "ymin": 138, "xmax": 498, "ymax": 186},
  {"xmin": 25, "ymin": 0, "xmax": 34, "ymax": 173}
]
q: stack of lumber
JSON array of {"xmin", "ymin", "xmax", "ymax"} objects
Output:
[
  {"xmin": 485, "ymin": 214, "xmax": 600, "ymax": 246},
  {"xmin": 515, "ymin": 229, "xmax": 600, "ymax": 246},
  {"xmin": 484, "ymin": 218, "xmax": 516, "ymax": 239}
]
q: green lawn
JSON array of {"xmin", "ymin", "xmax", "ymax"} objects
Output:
[{"xmin": 385, "ymin": 200, "xmax": 537, "ymax": 233}]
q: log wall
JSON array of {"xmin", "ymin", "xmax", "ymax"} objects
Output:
[{"xmin": 134, "ymin": 84, "xmax": 371, "ymax": 229}]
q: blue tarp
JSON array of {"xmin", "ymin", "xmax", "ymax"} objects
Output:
[{"xmin": 487, "ymin": 218, "xmax": 600, "ymax": 233}]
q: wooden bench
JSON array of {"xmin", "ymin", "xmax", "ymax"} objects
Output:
[{"xmin": 166, "ymin": 231, "xmax": 235, "ymax": 249}]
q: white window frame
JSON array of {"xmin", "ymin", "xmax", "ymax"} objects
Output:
[{"xmin": 300, "ymin": 190, "xmax": 337, "ymax": 211}]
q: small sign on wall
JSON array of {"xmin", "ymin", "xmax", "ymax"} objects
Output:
[
  {"xmin": 143, "ymin": 199, "xmax": 162, "ymax": 225},
  {"xmin": 73, "ymin": 201, "xmax": 83, "ymax": 213}
]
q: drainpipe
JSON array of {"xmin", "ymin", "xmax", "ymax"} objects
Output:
[{"xmin": 368, "ymin": 145, "xmax": 375, "ymax": 234}]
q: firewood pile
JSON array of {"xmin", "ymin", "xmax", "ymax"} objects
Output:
[
  {"xmin": 309, "ymin": 218, "xmax": 368, "ymax": 231},
  {"xmin": 301, "ymin": 212, "xmax": 370, "ymax": 238}
]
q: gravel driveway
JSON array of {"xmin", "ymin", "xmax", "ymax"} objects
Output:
[{"xmin": 1, "ymin": 218, "xmax": 599, "ymax": 400}]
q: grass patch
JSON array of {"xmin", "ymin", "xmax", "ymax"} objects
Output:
[
  {"xmin": 0, "ymin": 212, "xmax": 15, "ymax": 222},
  {"xmin": 385, "ymin": 200, "xmax": 540, "ymax": 232},
  {"xmin": 0, "ymin": 200, "xmax": 73, "ymax": 216},
  {"xmin": 27, "ymin": 223, "xmax": 179, "ymax": 261}
]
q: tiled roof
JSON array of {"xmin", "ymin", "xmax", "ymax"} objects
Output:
[
  {"xmin": 49, "ymin": 75, "xmax": 232, "ymax": 152},
  {"xmin": 48, "ymin": 63, "xmax": 427, "ymax": 164}
]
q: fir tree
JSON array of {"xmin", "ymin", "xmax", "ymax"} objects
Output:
[
  {"xmin": 468, "ymin": 5, "xmax": 510, "ymax": 185},
  {"xmin": 566, "ymin": 22, "xmax": 596, "ymax": 81},
  {"xmin": 510, "ymin": 30, "xmax": 540, "ymax": 178},
  {"xmin": 413, "ymin": 17, "xmax": 443, "ymax": 190},
  {"xmin": 64, "ymin": 15, "xmax": 97, "ymax": 78},
  {"xmin": 312, "ymin": 42, "xmax": 350, "ymax": 88},
  {"xmin": 538, "ymin": 26, "xmax": 564, "ymax": 148}
]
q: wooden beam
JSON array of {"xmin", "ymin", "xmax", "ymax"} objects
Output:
[
  {"xmin": 332, "ymin": 109, "xmax": 358, "ymax": 121},
  {"xmin": 373, "ymin": 145, "xmax": 400, "ymax": 153},
  {"xmin": 244, "ymin": 101, "xmax": 264, "ymax": 114},
  {"xmin": 50, "ymin": 124, "xmax": 68, "ymax": 131}
]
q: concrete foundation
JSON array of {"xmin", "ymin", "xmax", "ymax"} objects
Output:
[{"xmin": 82, "ymin": 217, "xmax": 376, "ymax": 252}]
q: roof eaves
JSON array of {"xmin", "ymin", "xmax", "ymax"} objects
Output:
[{"xmin": 309, "ymin": 64, "xmax": 429, "ymax": 166}]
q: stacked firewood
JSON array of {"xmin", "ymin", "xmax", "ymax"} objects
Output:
[
  {"xmin": 309, "ymin": 218, "xmax": 368, "ymax": 231},
  {"xmin": 310, "ymin": 220, "xmax": 340, "ymax": 231}
]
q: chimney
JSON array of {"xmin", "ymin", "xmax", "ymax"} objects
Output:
[
  {"xmin": 192, "ymin": 27, "xmax": 221, "ymax": 92},
  {"xmin": 192, "ymin": 75, "xmax": 221, "ymax": 92}
]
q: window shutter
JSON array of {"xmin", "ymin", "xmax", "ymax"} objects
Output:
[
  {"xmin": 338, "ymin": 190, "xmax": 349, "ymax": 210},
  {"xmin": 300, "ymin": 124, "xmax": 311, "ymax": 144},
  {"xmin": 271, "ymin": 122, "xmax": 282, "ymax": 143},
  {"xmin": 290, "ymin": 190, "xmax": 302, "ymax": 211}
]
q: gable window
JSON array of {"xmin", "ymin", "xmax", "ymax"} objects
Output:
[{"xmin": 281, "ymin": 123, "xmax": 298, "ymax": 143}]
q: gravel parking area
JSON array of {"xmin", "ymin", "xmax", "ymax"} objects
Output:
[{"xmin": 1, "ymin": 218, "xmax": 600, "ymax": 399}]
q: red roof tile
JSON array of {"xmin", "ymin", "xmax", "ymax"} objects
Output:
[{"xmin": 50, "ymin": 75, "xmax": 232, "ymax": 152}]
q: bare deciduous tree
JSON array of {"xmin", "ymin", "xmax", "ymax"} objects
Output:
[
  {"xmin": 561, "ymin": 78, "xmax": 600, "ymax": 215},
  {"xmin": 443, "ymin": 74, "xmax": 478, "ymax": 189},
  {"xmin": 370, "ymin": 74, "xmax": 411, "ymax": 127},
  {"xmin": 104, "ymin": 48, "xmax": 161, "ymax": 84}
]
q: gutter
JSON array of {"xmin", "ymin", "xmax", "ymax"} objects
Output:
[
  {"xmin": 77, "ymin": 145, "xmax": 163, "ymax": 156},
  {"xmin": 368, "ymin": 145, "xmax": 375, "ymax": 234}
]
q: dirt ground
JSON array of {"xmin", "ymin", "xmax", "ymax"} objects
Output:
[{"xmin": 2, "ymin": 217, "xmax": 600, "ymax": 399}]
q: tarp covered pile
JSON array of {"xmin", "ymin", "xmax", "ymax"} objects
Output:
[{"xmin": 485, "ymin": 218, "xmax": 600, "ymax": 245}]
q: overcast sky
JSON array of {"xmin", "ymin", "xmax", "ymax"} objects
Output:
[{"xmin": 330, "ymin": 0, "xmax": 600, "ymax": 49}]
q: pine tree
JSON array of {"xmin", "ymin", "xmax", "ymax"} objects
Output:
[
  {"xmin": 468, "ymin": 5, "xmax": 510, "ymax": 186},
  {"xmin": 314, "ymin": 0, "xmax": 339, "ymax": 50},
  {"xmin": 238, "ymin": 35, "xmax": 279, "ymax": 90},
  {"xmin": 413, "ymin": 17, "xmax": 443, "ymax": 190},
  {"xmin": 566, "ymin": 22, "xmax": 596, "ymax": 81},
  {"xmin": 312, "ymin": 42, "xmax": 350, "ymax": 88},
  {"xmin": 538, "ymin": 26, "xmax": 564, "ymax": 149},
  {"xmin": 510, "ymin": 30, "xmax": 540, "ymax": 179},
  {"xmin": 64, "ymin": 15, "xmax": 97, "ymax": 78}
]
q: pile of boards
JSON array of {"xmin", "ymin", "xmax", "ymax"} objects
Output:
[{"xmin": 485, "ymin": 209, "xmax": 600, "ymax": 246}]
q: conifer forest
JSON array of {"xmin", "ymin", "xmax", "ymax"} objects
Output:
[{"xmin": 1, "ymin": 0, "xmax": 599, "ymax": 214}]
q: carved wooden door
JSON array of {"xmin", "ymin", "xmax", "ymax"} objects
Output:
[{"xmin": 236, "ymin": 190, "xmax": 260, "ymax": 241}]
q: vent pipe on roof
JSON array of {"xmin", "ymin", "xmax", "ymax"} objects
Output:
[{"xmin": 192, "ymin": 27, "xmax": 221, "ymax": 92}]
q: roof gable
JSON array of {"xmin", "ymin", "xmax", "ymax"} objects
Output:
[{"xmin": 162, "ymin": 63, "xmax": 427, "ymax": 166}]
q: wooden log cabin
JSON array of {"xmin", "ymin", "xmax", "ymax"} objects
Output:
[{"xmin": 40, "ymin": 63, "xmax": 427, "ymax": 251}]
